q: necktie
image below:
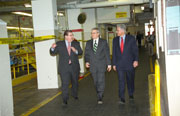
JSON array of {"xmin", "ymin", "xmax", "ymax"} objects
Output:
[
  {"xmin": 67, "ymin": 42, "xmax": 71, "ymax": 64},
  {"xmin": 120, "ymin": 37, "xmax": 124, "ymax": 53},
  {"xmin": 93, "ymin": 40, "xmax": 97, "ymax": 54}
]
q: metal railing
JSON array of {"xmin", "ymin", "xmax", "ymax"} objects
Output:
[
  {"xmin": 11, "ymin": 52, "xmax": 36, "ymax": 80},
  {"xmin": 1, "ymin": 33, "xmax": 89, "ymax": 86}
]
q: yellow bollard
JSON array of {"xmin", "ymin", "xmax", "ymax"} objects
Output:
[{"xmin": 155, "ymin": 60, "xmax": 161, "ymax": 116}]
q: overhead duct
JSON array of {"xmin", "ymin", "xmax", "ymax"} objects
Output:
[{"xmin": 58, "ymin": 0, "xmax": 149, "ymax": 9}]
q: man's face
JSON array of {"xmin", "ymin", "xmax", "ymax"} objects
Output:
[
  {"xmin": 65, "ymin": 32, "xmax": 74, "ymax": 42},
  {"xmin": 91, "ymin": 30, "xmax": 99, "ymax": 39},
  {"xmin": 116, "ymin": 27, "xmax": 124, "ymax": 37}
]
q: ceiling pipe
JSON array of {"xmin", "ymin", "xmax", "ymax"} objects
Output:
[
  {"xmin": 0, "ymin": 6, "xmax": 31, "ymax": 13},
  {"xmin": 58, "ymin": 0, "xmax": 149, "ymax": 9}
]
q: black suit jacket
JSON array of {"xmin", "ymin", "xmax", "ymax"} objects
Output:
[
  {"xmin": 112, "ymin": 35, "xmax": 138, "ymax": 70},
  {"xmin": 85, "ymin": 38, "xmax": 111, "ymax": 73},
  {"xmin": 50, "ymin": 40, "xmax": 83, "ymax": 74}
]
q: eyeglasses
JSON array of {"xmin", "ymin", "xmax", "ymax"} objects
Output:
[{"xmin": 91, "ymin": 32, "xmax": 98, "ymax": 34}]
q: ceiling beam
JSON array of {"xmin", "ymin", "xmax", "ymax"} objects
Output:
[
  {"xmin": 0, "ymin": 6, "xmax": 31, "ymax": 13},
  {"xmin": 0, "ymin": 0, "xmax": 31, "ymax": 7}
]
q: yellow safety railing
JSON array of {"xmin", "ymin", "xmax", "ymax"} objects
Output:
[
  {"xmin": 11, "ymin": 52, "xmax": 36, "ymax": 80},
  {"xmin": 0, "ymin": 35, "xmax": 56, "ymax": 44},
  {"xmin": 1, "ymin": 34, "xmax": 88, "ymax": 86},
  {"xmin": 155, "ymin": 60, "xmax": 161, "ymax": 116},
  {"xmin": 0, "ymin": 35, "xmax": 89, "ymax": 44}
]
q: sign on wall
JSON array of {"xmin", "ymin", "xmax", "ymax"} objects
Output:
[{"xmin": 116, "ymin": 12, "xmax": 127, "ymax": 18}]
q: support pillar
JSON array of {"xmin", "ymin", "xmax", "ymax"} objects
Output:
[
  {"xmin": 32, "ymin": 0, "xmax": 61, "ymax": 89},
  {"xmin": 0, "ymin": 19, "xmax": 14, "ymax": 116}
]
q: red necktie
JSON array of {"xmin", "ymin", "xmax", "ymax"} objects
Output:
[
  {"xmin": 67, "ymin": 42, "xmax": 71, "ymax": 64},
  {"xmin": 120, "ymin": 37, "xmax": 124, "ymax": 53}
]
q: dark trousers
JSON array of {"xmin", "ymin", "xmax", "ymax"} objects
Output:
[
  {"xmin": 91, "ymin": 71, "xmax": 105, "ymax": 100},
  {"xmin": 117, "ymin": 69, "xmax": 135, "ymax": 99},
  {"xmin": 60, "ymin": 65, "xmax": 79, "ymax": 102}
]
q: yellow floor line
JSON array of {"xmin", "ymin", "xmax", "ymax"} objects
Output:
[
  {"xmin": 21, "ymin": 72, "xmax": 90, "ymax": 116},
  {"xmin": 150, "ymin": 57, "xmax": 154, "ymax": 72}
]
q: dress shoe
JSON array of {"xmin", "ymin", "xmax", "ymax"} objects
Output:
[
  {"xmin": 62, "ymin": 100, "xmax": 67, "ymax": 106},
  {"xmin": 74, "ymin": 97, "xmax": 79, "ymax": 100},
  {"xmin": 118, "ymin": 98, "xmax": 125, "ymax": 104},
  {"xmin": 98, "ymin": 100, "xmax": 103, "ymax": 104},
  {"xmin": 97, "ymin": 98, "xmax": 103, "ymax": 105},
  {"xmin": 129, "ymin": 95, "xmax": 134, "ymax": 100}
]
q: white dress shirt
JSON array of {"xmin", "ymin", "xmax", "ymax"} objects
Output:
[{"xmin": 93, "ymin": 38, "xmax": 99, "ymax": 46}]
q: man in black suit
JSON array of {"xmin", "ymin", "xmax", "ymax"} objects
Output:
[
  {"xmin": 85, "ymin": 28, "xmax": 111, "ymax": 104},
  {"xmin": 50, "ymin": 30, "xmax": 83, "ymax": 105},
  {"xmin": 112, "ymin": 24, "xmax": 138, "ymax": 104}
]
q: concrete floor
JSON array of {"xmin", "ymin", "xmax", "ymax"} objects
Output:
[{"xmin": 14, "ymin": 48, "xmax": 150, "ymax": 116}]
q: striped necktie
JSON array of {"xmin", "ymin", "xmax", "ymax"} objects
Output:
[{"xmin": 93, "ymin": 40, "xmax": 97, "ymax": 54}]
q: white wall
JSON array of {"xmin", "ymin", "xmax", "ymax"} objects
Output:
[
  {"xmin": 67, "ymin": 9, "xmax": 85, "ymax": 73},
  {"xmin": 0, "ymin": 19, "xmax": 8, "ymax": 38},
  {"xmin": 157, "ymin": 0, "xmax": 164, "ymax": 52},
  {"xmin": 166, "ymin": 55, "xmax": 180, "ymax": 116},
  {"xmin": 0, "ymin": 45, "xmax": 14, "ymax": 116},
  {"xmin": 58, "ymin": 16, "xmax": 67, "ymax": 31},
  {"xmin": 164, "ymin": 3, "xmax": 180, "ymax": 116},
  {"xmin": 97, "ymin": 5, "xmax": 130, "ymax": 24},
  {"xmin": 82, "ymin": 8, "xmax": 96, "ymax": 41}
]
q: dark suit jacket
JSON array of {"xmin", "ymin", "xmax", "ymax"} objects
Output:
[
  {"xmin": 50, "ymin": 40, "xmax": 83, "ymax": 74},
  {"xmin": 85, "ymin": 38, "xmax": 111, "ymax": 73},
  {"xmin": 112, "ymin": 35, "xmax": 138, "ymax": 70}
]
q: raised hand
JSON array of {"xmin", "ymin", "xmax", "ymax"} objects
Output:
[{"xmin": 51, "ymin": 43, "xmax": 57, "ymax": 48}]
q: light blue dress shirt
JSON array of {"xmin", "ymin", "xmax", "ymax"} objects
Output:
[
  {"xmin": 119, "ymin": 34, "xmax": 126, "ymax": 45},
  {"xmin": 65, "ymin": 40, "xmax": 71, "ymax": 48}
]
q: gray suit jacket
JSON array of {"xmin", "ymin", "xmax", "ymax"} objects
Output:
[
  {"xmin": 50, "ymin": 40, "xmax": 83, "ymax": 74},
  {"xmin": 85, "ymin": 38, "xmax": 111, "ymax": 73}
]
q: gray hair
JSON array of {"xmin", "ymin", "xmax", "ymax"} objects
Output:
[
  {"xmin": 91, "ymin": 27, "xmax": 100, "ymax": 33},
  {"xmin": 117, "ymin": 24, "xmax": 126, "ymax": 33}
]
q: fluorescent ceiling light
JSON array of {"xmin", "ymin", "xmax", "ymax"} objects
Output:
[
  {"xmin": 7, "ymin": 26, "xmax": 33, "ymax": 31},
  {"xmin": 24, "ymin": 3, "xmax": 32, "ymax": 8},
  {"xmin": 141, "ymin": 6, "xmax": 144, "ymax": 10},
  {"xmin": 57, "ymin": 12, "xmax": 64, "ymax": 16},
  {"xmin": 12, "ymin": 12, "xmax": 32, "ymax": 17}
]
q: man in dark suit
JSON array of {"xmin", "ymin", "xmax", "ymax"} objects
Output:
[
  {"xmin": 50, "ymin": 30, "xmax": 83, "ymax": 105},
  {"xmin": 85, "ymin": 28, "xmax": 111, "ymax": 104},
  {"xmin": 112, "ymin": 24, "xmax": 138, "ymax": 104}
]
